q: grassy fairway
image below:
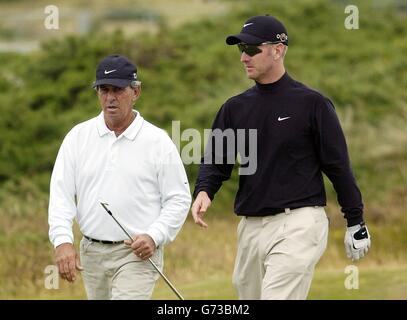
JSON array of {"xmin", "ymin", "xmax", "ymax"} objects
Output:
[
  {"xmin": 1, "ymin": 211, "xmax": 406, "ymax": 300},
  {"xmin": 152, "ymin": 265, "xmax": 407, "ymax": 300},
  {"xmin": 308, "ymin": 265, "xmax": 407, "ymax": 300},
  {"xmin": 4, "ymin": 264, "xmax": 405, "ymax": 300}
]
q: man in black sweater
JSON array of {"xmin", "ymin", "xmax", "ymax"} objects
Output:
[{"xmin": 191, "ymin": 15, "xmax": 371, "ymax": 300}]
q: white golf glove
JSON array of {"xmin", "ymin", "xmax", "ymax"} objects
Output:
[{"xmin": 344, "ymin": 222, "xmax": 371, "ymax": 261}]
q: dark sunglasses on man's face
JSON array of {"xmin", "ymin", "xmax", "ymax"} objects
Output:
[
  {"xmin": 237, "ymin": 41, "xmax": 279, "ymax": 57},
  {"xmin": 237, "ymin": 43, "xmax": 263, "ymax": 57}
]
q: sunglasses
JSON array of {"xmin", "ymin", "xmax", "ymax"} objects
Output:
[{"xmin": 237, "ymin": 41, "xmax": 281, "ymax": 57}]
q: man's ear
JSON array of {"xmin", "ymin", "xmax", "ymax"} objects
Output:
[{"xmin": 272, "ymin": 44, "xmax": 285, "ymax": 60}]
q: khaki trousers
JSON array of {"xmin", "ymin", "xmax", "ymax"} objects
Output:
[
  {"xmin": 232, "ymin": 206, "xmax": 329, "ymax": 300},
  {"xmin": 79, "ymin": 236, "xmax": 163, "ymax": 300}
]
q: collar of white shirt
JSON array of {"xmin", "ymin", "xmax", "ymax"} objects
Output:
[{"xmin": 96, "ymin": 110, "xmax": 144, "ymax": 140}]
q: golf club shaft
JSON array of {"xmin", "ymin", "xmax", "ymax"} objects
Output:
[
  {"xmin": 100, "ymin": 203, "xmax": 184, "ymax": 300},
  {"xmin": 110, "ymin": 213, "xmax": 184, "ymax": 300}
]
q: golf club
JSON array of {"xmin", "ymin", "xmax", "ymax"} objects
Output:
[{"xmin": 99, "ymin": 201, "xmax": 185, "ymax": 300}]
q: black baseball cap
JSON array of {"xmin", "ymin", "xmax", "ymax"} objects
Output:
[
  {"xmin": 226, "ymin": 15, "xmax": 288, "ymax": 46},
  {"xmin": 92, "ymin": 54, "xmax": 138, "ymax": 88}
]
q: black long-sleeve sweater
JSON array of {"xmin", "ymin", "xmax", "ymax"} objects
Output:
[{"xmin": 193, "ymin": 72, "xmax": 364, "ymax": 226}]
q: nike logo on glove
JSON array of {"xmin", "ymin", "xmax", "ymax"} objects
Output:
[{"xmin": 354, "ymin": 227, "xmax": 369, "ymax": 240}]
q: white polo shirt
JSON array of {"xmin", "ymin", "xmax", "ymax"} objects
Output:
[{"xmin": 48, "ymin": 110, "xmax": 191, "ymax": 248}]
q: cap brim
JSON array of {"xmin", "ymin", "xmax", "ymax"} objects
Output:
[
  {"xmin": 92, "ymin": 78, "xmax": 131, "ymax": 88},
  {"xmin": 226, "ymin": 33, "xmax": 265, "ymax": 45}
]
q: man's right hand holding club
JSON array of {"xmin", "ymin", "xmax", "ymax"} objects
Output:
[{"xmin": 124, "ymin": 234, "xmax": 156, "ymax": 260}]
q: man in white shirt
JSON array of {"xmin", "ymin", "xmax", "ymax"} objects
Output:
[{"xmin": 48, "ymin": 54, "xmax": 191, "ymax": 299}]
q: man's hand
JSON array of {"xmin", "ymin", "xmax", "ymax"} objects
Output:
[
  {"xmin": 191, "ymin": 191, "xmax": 212, "ymax": 228},
  {"xmin": 55, "ymin": 243, "xmax": 83, "ymax": 282},
  {"xmin": 124, "ymin": 234, "xmax": 156, "ymax": 260},
  {"xmin": 344, "ymin": 222, "xmax": 371, "ymax": 261}
]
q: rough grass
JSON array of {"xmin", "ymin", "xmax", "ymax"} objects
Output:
[
  {"xmin": 152, "ymin": 265, "xmax": 407, "ymax": 300},
  {"xmin": 1, "ymin": 200, "xmax": 406, "ymax": 300}
]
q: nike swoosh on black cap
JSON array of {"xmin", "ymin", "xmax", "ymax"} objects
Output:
[
  {"xmin": 92, "ymin": 54, "xmax": 138, "ymax": 88},
  {"xmin": 226, "ymin": 15, "xmax": 288, "ymax": 46}
]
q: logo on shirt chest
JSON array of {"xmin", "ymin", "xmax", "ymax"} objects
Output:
[{"xmin": 277, "ymin": 116, "xmax": 291, "ymax": 122}]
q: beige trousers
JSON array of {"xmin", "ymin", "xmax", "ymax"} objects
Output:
[
  {"xmin": 232, "ymin": 206, "xmax": 329, "ymax": 300},
  {"xmin": 79, "ymin": 236, "xmax": 163, "ymax": 300}
]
